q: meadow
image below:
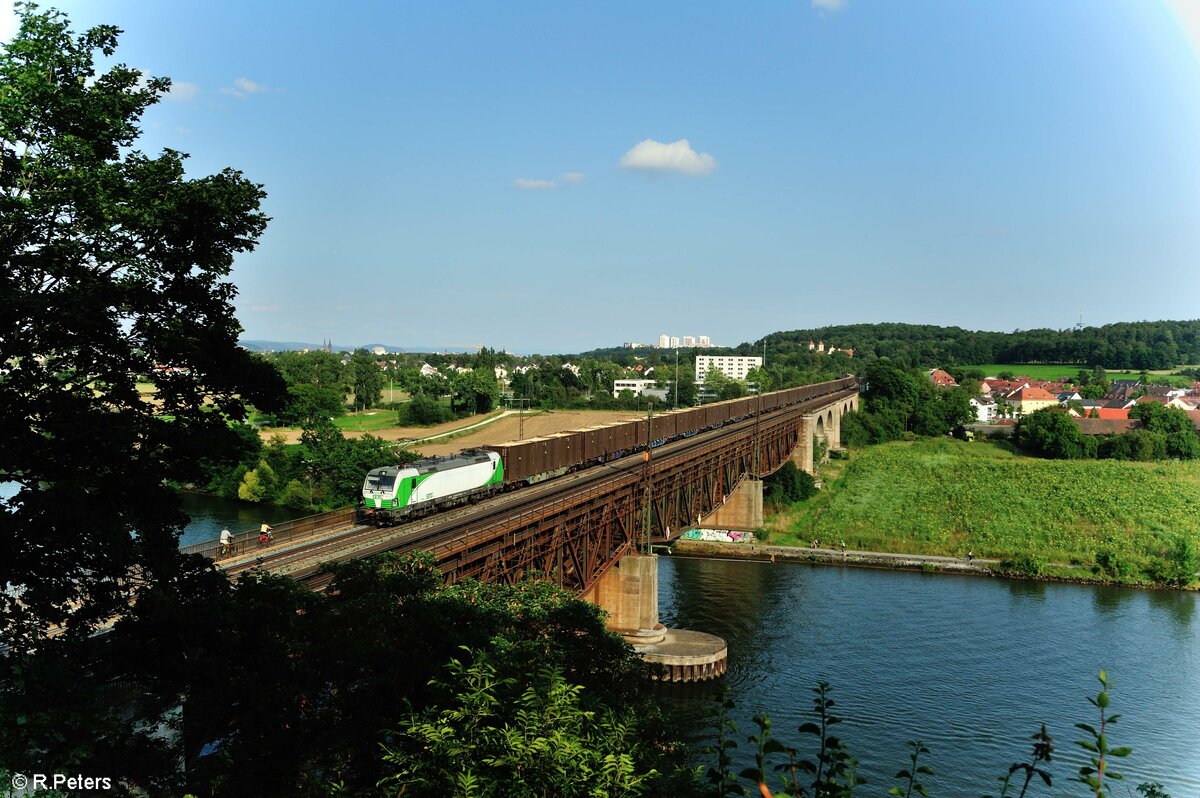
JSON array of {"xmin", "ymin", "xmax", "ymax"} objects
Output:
[
  {"xmin": 768, "ymin": 438, "xmax": 1200, "ymax": 582},
  {"xmin": 965, "ymin": 364, "xmax": 1194, "ymax": 385}
]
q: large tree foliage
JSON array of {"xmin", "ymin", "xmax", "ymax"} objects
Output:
[
  {"xmin": 348, "ymin": 347, "xmax": 383, "ymax": 408},
  {"xmin": 1014, "ymin": 407, "xmax": 1091, "ymax": 459},
  {"xmin": 1128, "ymin": 402, "xmax": 1199, "ymax": 459},
  {"xmin": 0, "ymin": 6, "xmax": 283, "ymax": 640},
  {"xmin": 842, "ymin": 361, "xmax": 974, "ymax": 445}
]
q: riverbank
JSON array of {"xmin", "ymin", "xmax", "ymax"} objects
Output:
[
  {"xmin": 761, "ymin": 438, "xmax": 1200, "ymax": 589},
  {"xmin": 667, "ymin": 538, "xmax": 1198, "ymax": 591}
]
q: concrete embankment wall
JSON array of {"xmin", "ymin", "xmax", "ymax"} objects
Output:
[{"xmin": 669, "ymin": 539, "xmax": 992, "ymax": 576}]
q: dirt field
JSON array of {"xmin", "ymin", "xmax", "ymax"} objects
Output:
[{"xmin": 259, "ymin": 409, "xmax": 641, "ymax": 455}]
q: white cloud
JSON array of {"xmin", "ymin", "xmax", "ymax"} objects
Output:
[
  {"xmin": 562, "ymin": 171, "xmax": 585, "ymax": 184},
  {"xmin": 811, "ymin": 0, "xmax": 847, "ymax": 11},
  {"xmin": 514, "ymin": 178, "xmax": 557, "ymax": 190},
  {"xmin": 165, "ymin": 81, "xmax": 200, "ymax": 102},
  {"xmin": 221, "ymin": 77, "xmax": 271, "ymax": 98},
  {"xmin": 619, "ymin": 138, "xmax": 717, "ymax": 176}
]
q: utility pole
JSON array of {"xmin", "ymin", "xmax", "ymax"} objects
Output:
[
  {"xmin": 674, "ymin": 347, "xmax": 679, "ymax": 409},
  {"xmin": 641, "ymin": 402, "xmax": 654, "ymax": 554},
  {"xmin": 512, "ymin": 397, "xmax": 530, "ymax": 440}
]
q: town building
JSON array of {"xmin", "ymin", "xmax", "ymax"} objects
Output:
[
  {"xmin": 969, "ymin": 395, "xmax": 997, "ymax": 423},
  {"xmin": 1006, "ymin": 386, "xmax": 1059, "ymax": 416},
  {"xmin": 682, "ymin": 336, "xmax": 695, "ymax": 347},
  {"xmin": 613, "ymin": 379, "xmax": 669, "ymax": 400},
  {"xmin": 928, "ymin": 369, "xmax": 958, "ymax": 388},
  {"xmin": 695, "ymin": 355, "xmax": 762, "ymax": 383},
  {"xmin": 658, "ymin": 334, "xmax": 670, "ymax": 349},
  {"xmin": 698, "ymin": 335, "xmax": 711, "ymax": 347}
]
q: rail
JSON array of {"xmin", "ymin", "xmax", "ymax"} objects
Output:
[{"xmin": 181, "ymin": 506, "xmax": 358, "ymax": 559}]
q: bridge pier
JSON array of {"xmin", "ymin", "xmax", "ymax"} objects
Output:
[
  {"xmin": 587, "ymin": 554, "xmax": 727, "ymax": 682},
  {"xmin": 590, "ymin": 554, "xmax": 665, "ymax": 646},
  {"xmin": 700, "ymin": 477, "xmax": 763, "ymax": 531},
  {"xmin": 792, "ymin": 416, "xmax": 815, "ymax": 474}
]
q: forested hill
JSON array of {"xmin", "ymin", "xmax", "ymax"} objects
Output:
[{"xmin": 750, "ymin": 321, "xmax": 1200, "ymax": 370}]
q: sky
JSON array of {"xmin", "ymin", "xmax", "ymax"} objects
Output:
[{"xmin": 4, "ymin": 1, "xmax": 1200, "ymax": 353}]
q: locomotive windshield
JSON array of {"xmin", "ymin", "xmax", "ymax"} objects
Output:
[{"xmin": 367, "ymin": 473, "xmax": 396, "ymax": 490}]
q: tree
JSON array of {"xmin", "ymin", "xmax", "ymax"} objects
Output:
[
  {"xmin": 1129, "ymin": 402, "xmax": 1199, "ymax": 459},
  {"xmin": 862, "ymin": 361, "xmax": 920, "ymax": 423},
  {"xmin": 0, "ymin": 6, "xmax": 284, "ymax": 645},
  {"xmin": 349, "ymin": 348, "xmax": 384, "ymax": 409},
  {"xmin": 380, "ymin": 653, "xmax": 660, "ymax": 797},
  {"xmin": 1014, "ymin": 408, "xmax": 1087, "ymax": 459},
  {"xmin": 0, "ymin": 7, "xmax": 285, "ymax": 788},
  {"xmin": 279, "ymin": 382, "xmax": 347, "ymax": 425},
  {"xmin": 451, "ymin": 367, "xmax": 499, "ymax": 415},
  {"xmin": 745, "ymin": 366, "xmax": 773, "ymax": 393}
]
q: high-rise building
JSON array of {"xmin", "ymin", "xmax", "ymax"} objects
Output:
[
  {"xmin": 682, "ymin": 336, "xmax": 695, "ymax": 347},
  {"xmin": 658, "ymin": 334, "xmax": 670, "ymax": 349},
  {"xmin": 670, "ymin": 336, "xmax": 681, "ymax": 348},
  {"xmin": 698, "ymin": 335, "xmax": 711, "ymax": 347}
]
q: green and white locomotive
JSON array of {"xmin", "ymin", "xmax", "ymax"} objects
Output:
[{"xmin": 361, "ymin": 449, "xmax": 504, "ymax": 525}]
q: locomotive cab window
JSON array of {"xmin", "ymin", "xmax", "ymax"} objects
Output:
[{"xmin": 368, "ymin": 474, "xmax": 396, "ymax": 490}]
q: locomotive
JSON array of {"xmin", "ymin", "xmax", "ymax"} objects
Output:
[
  {"xmin": 360, "ymin": 377, "xmax": 857, "ymax": 526},
  {"xmin": 362, "ymin": 449, "xmax": 503, "ymax": 523}
]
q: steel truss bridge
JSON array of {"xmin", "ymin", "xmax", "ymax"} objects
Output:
[{"xmin": 217, "ymin": 379, "xmax": 859, "ymax": 594}]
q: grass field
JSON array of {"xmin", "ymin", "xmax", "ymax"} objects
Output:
[
  {"xmin": 766, "ymin": 438, "xmax": 1200, "ymax": 582},
  {"xmin": 333, "ymin": 411, "xmax": 401, "ymax": 433},
  {"xmin": 964, "ymin": 364, "xmax": 1088, "ymax": 380},
  {"xmin": 964, "ymin": 364, "xmax": 1195, "ymax": 385}
]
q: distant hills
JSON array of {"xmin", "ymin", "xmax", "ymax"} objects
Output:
[
  {"xmin": 239, "ymin": 340, "xmax": 484, "ymax": 355},
  {"xmin": 755, "ymin": 321, "xmax": 1200, "ymax": 371}
]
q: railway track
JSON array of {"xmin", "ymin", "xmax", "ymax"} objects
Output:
[{"xmin": 223, "ymin": 388, "xmax": 858, "ymax": 590}]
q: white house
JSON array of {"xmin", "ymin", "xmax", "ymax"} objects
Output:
[
  {"xmin": 613, "ymin": 379, "xmax": 668, "ymax": 400},
  {"xmin": 969, "ymin": 396, "xmax": 997, "ymax": 423}
]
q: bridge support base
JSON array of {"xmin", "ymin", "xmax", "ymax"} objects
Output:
[
  {"xmin": 590, "ymin": 554, "xmax": 665, "ymax": 645},
  {"xmin": 700, "ymin": 477, "xmax": 763, "ymax": 531},
  {"xmin": 587, "ymin": 553, "xmax": 727, "ymax": 682}
]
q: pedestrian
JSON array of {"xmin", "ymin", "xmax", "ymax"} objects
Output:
[
  {"xmin": 219, "ymin": 527, "xmax": 232, "ymax": 556},
  {"xmin": 967, "ymin": 549, "xmax": 974, "ymax": 563}
]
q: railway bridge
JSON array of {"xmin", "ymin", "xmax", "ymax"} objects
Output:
[{"xmin": 202, "ymin": 378, "xmax": 858, "ymax": 676}]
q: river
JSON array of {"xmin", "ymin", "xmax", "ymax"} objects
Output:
[
  {"xmin": 177, "ymin": 492, "xmax": 299, "ymax": 547},
  {"xmin": 655, "ymin": 556, "xmax": 1200, "ymax": 796}
]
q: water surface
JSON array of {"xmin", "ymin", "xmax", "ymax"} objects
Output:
[{"xmin": 656, "ymin": 556, "xmax": 1199, "ymax": 796}]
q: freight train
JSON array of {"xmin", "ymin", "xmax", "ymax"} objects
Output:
[{"xmin": 359, "ymin": 377, "xmax": 857, "ymax": 525}]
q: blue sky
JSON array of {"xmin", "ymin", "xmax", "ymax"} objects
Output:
[{"xmin": 5, "ymin": 1, "xmax": 1200, "ymax": 353}]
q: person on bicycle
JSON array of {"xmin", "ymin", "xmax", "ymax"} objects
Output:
[
  {"xmin": 219, "ymin": 527, "xmax": 233, "ymax": 556},
  {"xmin": 259, "ymin": 522, "xmax": 273, "ymax": 546}
]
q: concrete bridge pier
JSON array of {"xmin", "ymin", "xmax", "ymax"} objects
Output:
[
  {"xmin": 590, "ymin": 553, "xmax": 666, "ymax": 646},
  {"xmin": 701, "ymin": 477, "xmax": 763, "ymax": 531},
  {"xmin": 588, "ymin": 554, "xmax": 727, "ymax": 682},
  {"xmin": 791, "ymin": 415, "xmax": 815, "ymax": 474}
]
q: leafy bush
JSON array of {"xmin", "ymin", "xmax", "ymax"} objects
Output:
[
  {"xmin": 1094, "ymin": 549, "xmax": 1138, "ymax": 582},
  {"xmin": 1000, "ymin": 554, "xmax": 1048, "ymax": 577},
  {"xmin": 764, "ymin": 461, "xmax": 817, "ymax": 505},
  {"xmin": 400, "ymin": 392, "xmax": 456, "ymax": 425}
]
